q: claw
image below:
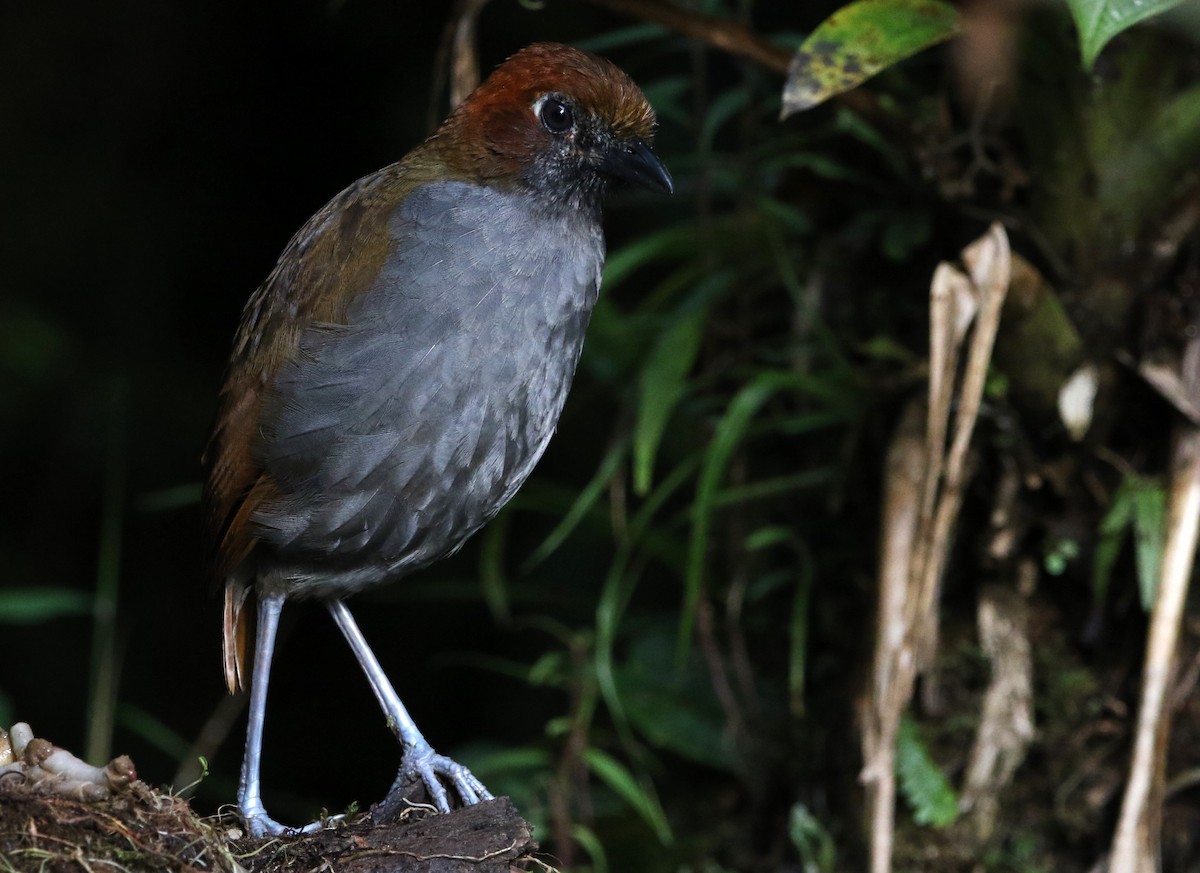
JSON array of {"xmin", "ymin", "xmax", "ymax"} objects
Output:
[{"xmin": 388, "ymin": 742, "xmax": 493, "ymax": 814}]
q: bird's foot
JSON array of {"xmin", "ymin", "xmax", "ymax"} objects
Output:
[
  {"xmin": 239, "ymin": 797, "xmax": 340, "ymax": 838},
  {"xmin": 378, "ymin": 742, "xmax": 492, "ymax": 818}
]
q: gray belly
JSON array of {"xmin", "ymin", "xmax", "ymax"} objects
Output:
[{"xmin": 250, "ymin": 181, "xmax": 603, "ymax": 598}]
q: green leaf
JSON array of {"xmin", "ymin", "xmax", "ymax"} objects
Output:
[
  {"xmin": 0, "ymin": 588, "xmax": 92, "ymax": 624},
  {"xmin": 857, "ymin": 334, "xmax": 919, "ymax": 363},
  {"xmin": 116, "ymin": 703, "xmax": 191, "ymax": 760},
  {"xmin": 640, "ymin": 77, "xmax": 693, "ymax": 127},
  {"xmin": 757, "ymin": 196, "xmax": 815, "ymax": 235},
  {"xmin": 633, "ymin": 304, "xmax": 709, "ymax": 496},
  {"xmin": 478, "ymin": 515, "xmax": 510, "ymax": 623},
  {"xmin": 881, "ymin": 208, "xmax": 932, "ymax": 260},
  {"xmin": 763, "ymin": 152, "xmax": 860, "ymax": 183},
  {"xmin": 897, "ymin": 715, "xmax": 959, "ymax": 827},
  {"xmin": 789, "ymin": 802, "xmax": 837, "ymax": 873},
  {"xmin": 596, "ymin": 457, "xmax": 698, "ymax": 731},
  {"xmin": 1101, "ymin": 82, "xmax": 1200, "ymax": 234},
  {"xmin": 1091, "ymin": 473, "xmax": 1168, "ymax": 610},
  {"xmin": 699, "ymin": 88, "xmax": 751, "ymax": 152},
  {"xmin": 136, "ymin": 482, "xmax": 201, "ymax": 512},
  {"xmin": 460, "ymin": 745, "xmax": 553, "ymax": 774},
  {"xmin": 1066, "ymin": 0, "xmax": 1189, "ymax": 70},
  {"xmin": 454, "ymin": 743, "xmax": 554, "ymax": 821},
  {"xmin": 743, "ymin": 527, "xmax": 814, "ymax": 715},
  {"xmin": 711, "ymin": 469, "xmax": 834, "ymax": 508},
  {"xmin": 743, "ymin": 525, "xmax": 802, "ymax": 553},
  {"xmin": 781, "ymin": 0, "xmax": 960, "ymax": 116},
  {"xmin": 521, "ymin": 436, "xmax": 629, "ymax": 572},
  {"xmin": 570, "ymin": 824, "xmax": 610, "ymax": 873},
  {"xmin": 574, "ymin": 22, "xmax": 668, "ymax": 53},
  {"xmin": 615, "ymin": 626, "xmax": 734, "ymax": 769},
  {"xmin": 681, "ymin": 370, "xmax": 814, "ymax": 656},
  {"xmin": 528, "ymin": 650, "xmax": 568, "ymax": 686},
  {"xmin": 583, "ymin": 747, "xmax": 673, "ymax": 844},
  {"xmin": 1132, "ymin": 478, "xmax": 1167, "ymax": 609},
  {"xmin": 1091, "ymin": 488, "xmax": 1129, "ymax": 606},
  {"xmin": 788, "ymin": 554, "xmax": 814, "ymax": 717},
  {"xmin": 602, "ymin": 223, "xmax": 697, "ymax": 289}
]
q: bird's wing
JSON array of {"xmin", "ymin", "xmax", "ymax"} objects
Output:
[{"xmin": 202, "ymin": 164, "xmax": 408, "ymax": 691}]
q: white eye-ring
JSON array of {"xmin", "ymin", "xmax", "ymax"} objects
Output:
[{"xmin": 533, "ymin": 94, "xmax": 574, "ymax": 135}]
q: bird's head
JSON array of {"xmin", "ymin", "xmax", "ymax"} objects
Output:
[{"xmin": 429, "ymin": 43, "xmax": 672, "ymax": 212}]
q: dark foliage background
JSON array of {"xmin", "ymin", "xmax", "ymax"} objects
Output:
[{"xmin": 4, "ymin": 1, "xmax": 1200, "ymax": 870}]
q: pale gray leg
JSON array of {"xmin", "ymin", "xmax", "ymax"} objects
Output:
[
  {"xmin": 238, "ymin": 592, "xmax": 328, "ymax": 836},
  {"xmin": 326, "ymin": 599, "xmax": 492, "ymax": 812}
]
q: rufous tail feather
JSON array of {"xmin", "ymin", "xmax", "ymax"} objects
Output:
[{"xmin": 223, "ymin": 580, "xmax": 249, "ymax": 693}]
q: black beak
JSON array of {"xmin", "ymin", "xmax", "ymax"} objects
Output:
[{"xmin": 602, "ymin": 137, "xmax": 673, "ymax": 194}]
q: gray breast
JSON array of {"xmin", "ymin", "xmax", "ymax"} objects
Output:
[{"xmin": 253, "ymin": 180, "xmax": 604, "ymax": 598}]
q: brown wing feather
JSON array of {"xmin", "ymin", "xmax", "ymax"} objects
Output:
[{"xmin": 203, "ymin": 163, "xmax": 420, "ymax": 690}]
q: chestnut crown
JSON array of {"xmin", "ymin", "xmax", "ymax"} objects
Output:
[{"xmin": 426, "ymin": 43, "xmax": 672, "ymax": 207}]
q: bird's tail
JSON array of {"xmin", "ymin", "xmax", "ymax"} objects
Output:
[{"xmin": 223, "ymin": 579, "xmax": 250, "ymax": 693}]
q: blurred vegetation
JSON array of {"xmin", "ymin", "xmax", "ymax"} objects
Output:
[{"xmin": 3, "ymin": 0, "xmax": 1200, "ymax": 871}]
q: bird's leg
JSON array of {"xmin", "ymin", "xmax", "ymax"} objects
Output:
[
  {"xmin": 326, "ymin": 599, "xmax": 492, "ymax": 813},
  {"xmin": 238, "ymin": 592, "xmax": 328, "ymax": 837}
]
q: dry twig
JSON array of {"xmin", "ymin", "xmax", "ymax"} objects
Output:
[
  {"xmin": 860, "ymin": 224, "xmax": 1011, "ymax": 873},
  {"xmin": 1110, "ymin": 340, "xmax": 1200, "ymax": 871},
  {"xmin": 959, "ymin": 587, "xmax": 1035, "ymax": 840}
]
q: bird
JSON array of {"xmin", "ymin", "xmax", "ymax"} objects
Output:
[{"xmin": 202, "ymin": 42, "xmax": 672, "ymax": 837}]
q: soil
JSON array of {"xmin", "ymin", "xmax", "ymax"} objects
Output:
[{"xmin": 0, "ymin": 775, "xmax": 541, "ymax": 873}]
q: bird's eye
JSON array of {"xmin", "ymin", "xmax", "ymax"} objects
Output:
[{"xmin": 538, "ymin": 98, "xmax": 574, "ymax": 135}]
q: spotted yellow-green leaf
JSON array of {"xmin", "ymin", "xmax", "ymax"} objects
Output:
[
  {"xmin": 1066, "ymin": 0, "xmax": 1189, "ymax": 71},
  {"xmin": 782, "ymin": 0, "xmax": 960, "ymax": 117}
]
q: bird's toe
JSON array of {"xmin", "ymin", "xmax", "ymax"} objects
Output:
[
  {"xmin": 393, "ymin": 743, "xmax": 490, "ymax": 812},
  {"xmin": 241, "ymin": 802, "xmax": 338, "ymax": 838}
]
